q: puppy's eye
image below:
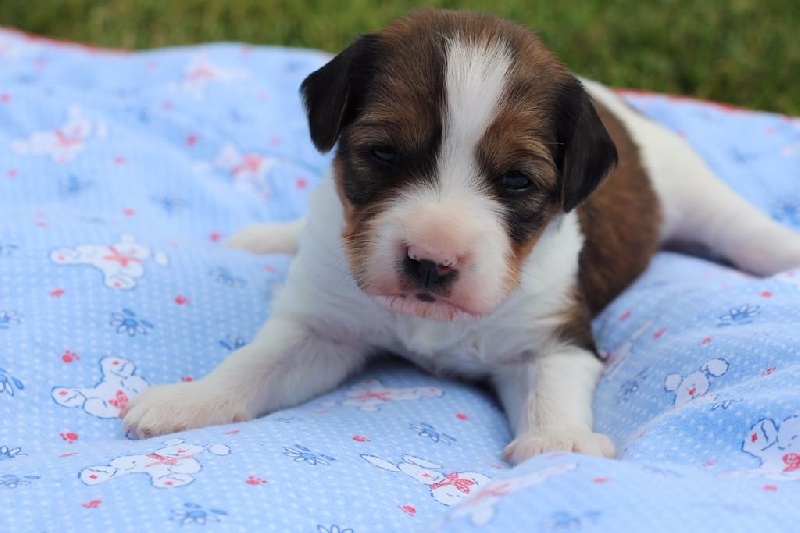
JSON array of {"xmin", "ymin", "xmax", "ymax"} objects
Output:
[
  {"xmin": 501, "ymin": 170, "xmax": 533, "ymax": 191},
  {"xmin": 370, "ymin": 146, "xmax": 398, "ymax": 164}
]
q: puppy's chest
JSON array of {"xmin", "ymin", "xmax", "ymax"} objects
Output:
[{"xmin": 383, "ymin": 315, "xmax": 545, "ymax": 378}]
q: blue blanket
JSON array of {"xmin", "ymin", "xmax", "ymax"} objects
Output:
[{"xmin": 1, "ymin": 29, "xmax": 799, "ymax": 532}]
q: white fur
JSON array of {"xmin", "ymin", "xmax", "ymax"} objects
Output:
[
  {"xmin": 439, "ymin": 36, "xmax": 511, "ymax": 197},
  {"xmin": 496, "ymin": 346, "xmax": 615, "ymax": 463}
]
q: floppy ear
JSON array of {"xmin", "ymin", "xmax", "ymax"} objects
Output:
[
  {"xmin": 554, "ymin": 79, "xmax": 618, "ymax": 213},
  {"xmin": 300, "ymin": 34, "xmax": 383, "ymax": 153}
]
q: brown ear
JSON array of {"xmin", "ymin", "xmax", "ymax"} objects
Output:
[
  {"xmin": 554, "ymin": 79, "xmax": 618, "ymax": 213},
  {"xmin": 300, "ymin": 34, "xmax": 383, "ymax": 153}
]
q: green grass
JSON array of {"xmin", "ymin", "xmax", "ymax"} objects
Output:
[{"xmin": 1, "ymin": 0, "xmax": 798, "ymax": 114}]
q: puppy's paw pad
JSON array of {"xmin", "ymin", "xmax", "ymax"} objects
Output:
[
  {"xmin": 503, "ymin": 429, "xmax": 615, "ymax": 465},
  {"xmin": 122, "ymin": 382, "xmax": 249, "ymax": 438}
]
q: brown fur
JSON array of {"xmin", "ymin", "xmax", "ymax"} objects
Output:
[
  {"xmin": 554, "ymin": 102, "xmax": 661, "ymax": 348},
  {"xmin": 576, "ymin": 101, "xmax": 662, "ymax": 315},
  {"xmin": 553, "ymin": 287, "xmax": 597, "ymax": 352},
  {"xmin": 329, "ymin": 13, "xmax": 447, "ymax": 291}
]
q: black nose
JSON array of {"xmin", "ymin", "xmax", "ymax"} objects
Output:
[{"xmin": 403, "ymin": 255, "xmax": 458, "ymax": 290}]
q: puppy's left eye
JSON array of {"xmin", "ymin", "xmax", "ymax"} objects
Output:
[
  {"xmin": 370, "ymin": 146, "xmax": 398, "ymax": 164},
  {"xmin": 500, "ymin": 170, "xmax": 533, "ymax": 191}
]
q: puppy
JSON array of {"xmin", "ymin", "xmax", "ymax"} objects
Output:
[{"xmin": 122, "ymin": 9, "xmax": 800, "ymax": 464}]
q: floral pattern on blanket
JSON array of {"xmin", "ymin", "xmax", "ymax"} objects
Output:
[{"xmin": 0, "ymin": 28, "xmax": 799, "ymax": 532}]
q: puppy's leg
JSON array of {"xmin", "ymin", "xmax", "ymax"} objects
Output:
[
  {"xmin": 224, "ymin": 217, "xmax": 306, "ymax": 255},
  {"xmin": 667, "ymin": 181, "xmax": 800, "ymax": 276},
  {"xmin": 648, "ymin": 135, "xmax": 800, "ymax": 274},
  {"xmin": 122, "ymin": 316, "xmax": 367, "ymax": 438},
  {"xmin": 494, "ymin": 346, "xmax": 614, "ymax": 465}
]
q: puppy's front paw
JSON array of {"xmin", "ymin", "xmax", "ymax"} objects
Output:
[
  {"xmin": 503, "ymin": 428, "xmax": 616, "ymax": 465},
  {"xmin": 121, "ymin": 381, "xmax": 250, "ymax": 438}
]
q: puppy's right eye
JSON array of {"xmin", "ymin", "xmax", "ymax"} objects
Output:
[
  {"xmin": 500, "ymin": 170, "xmax": 534, "ymax": 192},
  {"xmin": 370, "ymin": 146, "xmax": 398, "ymax": 164}
]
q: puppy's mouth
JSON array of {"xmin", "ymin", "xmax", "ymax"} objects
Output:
[{"xmin": 373, "ymin": 293, "xmax": 481, "ymax": 322}]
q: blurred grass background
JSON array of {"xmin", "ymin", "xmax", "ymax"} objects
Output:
[{"xmin": 1, "ymin": 0, "xmax": 797, "ymax": 114}]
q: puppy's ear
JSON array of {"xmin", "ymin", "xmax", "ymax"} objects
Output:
[
  {"xmin": 300, "ymin": 34, "xmax": 382, "ymax": 153},
  {"xmin": 554, "ymin": 79, "xmax": 618, "ymax": 213}
]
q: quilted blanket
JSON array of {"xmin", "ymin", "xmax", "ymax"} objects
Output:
[{"xmin": 1, "ymin": 28, "xmax": 799, "ymax": 532}]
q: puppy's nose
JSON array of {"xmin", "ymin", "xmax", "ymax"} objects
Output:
[
  {"xmin": 407, "ymin": 245, "xmax": 457, "ymax": 270},
  {"xmin": 404, "ymin": 247, "xmax": 458, "ymax": 290}
]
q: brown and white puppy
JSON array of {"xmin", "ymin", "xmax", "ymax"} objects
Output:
[{"xmin": 122, "ymin": 10, "xmax": 800, "ymax": 464}]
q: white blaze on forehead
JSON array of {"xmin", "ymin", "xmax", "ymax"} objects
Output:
[{"xmin": 439, "ymin": 36, "xmax": 513, "ymax": 197}]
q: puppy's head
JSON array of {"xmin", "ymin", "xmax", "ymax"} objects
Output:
[{"xmin": 301, "ymin": 10, "xmax": 617, "ymax": 321}]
